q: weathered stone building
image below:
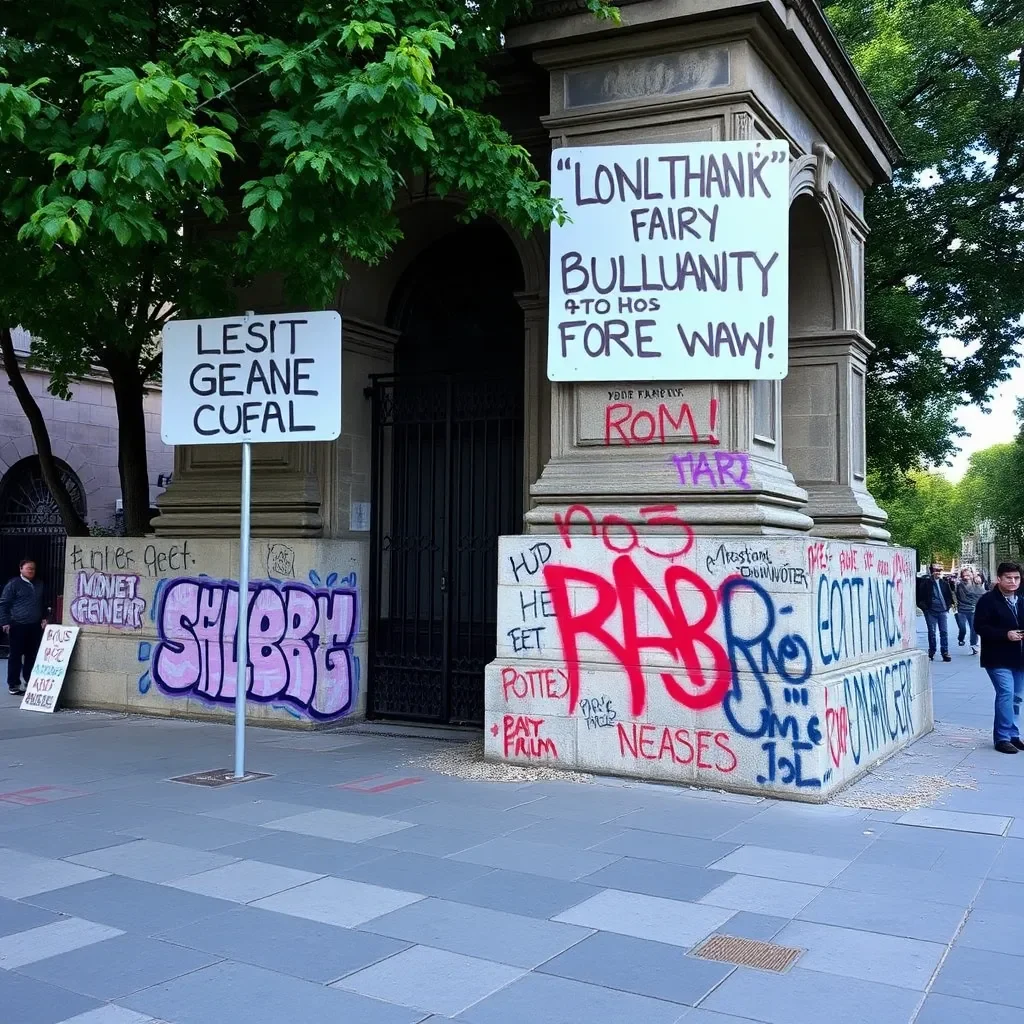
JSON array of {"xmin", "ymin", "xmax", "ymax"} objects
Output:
[{"xmin": 61, "ymin": 0, "xmax": 931, "ymax": 800}]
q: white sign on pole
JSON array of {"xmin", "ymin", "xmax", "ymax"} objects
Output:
[
  {"xmin": 547, "ymin": 141, "xmax": 790, "ymax": 382},
  {"xmin": 21, "ymin": 625, "xmax": 80, "ymax": 713},
  {"xmin": 161, "ymin": 311, "xmax": 342, "ymax": 445}
]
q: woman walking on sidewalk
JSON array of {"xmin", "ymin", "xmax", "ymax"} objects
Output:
[
  {"xmin": 956, "ymin": 568, "xmax": 985, "ymax": 654},
  {"xmin": 0, "ymin": 560, "xmax": 49, "ymax": 696}
]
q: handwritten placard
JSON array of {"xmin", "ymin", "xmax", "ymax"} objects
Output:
[
  {"xmin": 21, "ymin": 625, "xmax": 80, "ymax": 714},
  {"xmin": 547, "ymin": 141, "xmax": 789, "ymax": 382}
]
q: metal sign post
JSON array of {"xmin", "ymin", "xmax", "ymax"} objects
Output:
[{"xmin": 161, "ymin": 308, "xmax": 342, "ymax": 779}]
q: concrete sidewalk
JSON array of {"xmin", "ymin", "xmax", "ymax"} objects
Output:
[{"xmin": 0, "ymin": 621, "xmax": 1019, "ymax": 1024}]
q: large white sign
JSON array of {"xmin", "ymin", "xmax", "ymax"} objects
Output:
[
  {"xmin": 161, "ymin": 311, "xmax": 342, "ymax": 445},
  {"xmin": 21, "ymin": 625, "xmax": 79, "ymax": 713},
  {"xmin": 547, "ymin": 141, "xmax": 789, "ymax": 382}
]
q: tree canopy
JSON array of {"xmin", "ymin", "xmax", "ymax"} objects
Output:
[
  {"xmin": 0, "ymin": 0, "xmax": 579, "ymax": 533},
  {"xmin": 825, "ymin": 0, "xmax": 1024, "ymax": 480}
]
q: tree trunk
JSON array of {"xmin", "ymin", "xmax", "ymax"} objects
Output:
[
  {"xmin": 106, "ymin": 354, "xmax": 152, "ymax": 537},
  {"xmin": 0, "ymin": 326, "xmax": 89, "ymax": 536}
]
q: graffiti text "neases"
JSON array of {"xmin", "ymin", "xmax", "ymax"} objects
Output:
[
  {"xmin": 152, "ymin": 577, "xmax": 357, "ymax": 720},
  {"xmin": 70, "ymin": 571, "xmax": 146, "ymax": 629}
]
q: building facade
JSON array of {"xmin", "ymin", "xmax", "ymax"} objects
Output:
[{"xmin": 61, "ymin": 0, "xmax": 932, "ymax": 800}]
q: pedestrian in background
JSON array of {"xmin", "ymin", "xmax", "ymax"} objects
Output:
[
  {"xmin": 916, "ymin": 562, "xmax": 954, "ymax": 662},
  {"xmin": 974, "ymin": 561, "xmax": 1024, "ymax": 754},
  {"xmin": 0, "ymin": 560, "xmax": 49, "ymax": 696},
  {"xmin": 956, "ymin": 567, "xmax": 985, "ymax": 655}
]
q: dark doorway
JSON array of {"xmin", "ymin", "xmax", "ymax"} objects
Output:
[
  {"xmin": 367, "ymin": 222, "xmax": 525, "ymax": 725},
  {"xmin": 0, "ymin": 456, "xmax": 86, "ymax": 655}
]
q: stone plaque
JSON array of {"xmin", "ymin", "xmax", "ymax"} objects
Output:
[
  {"xmin": 565, "ymin": 47, "xmax": 730, "ymax": 109},
  {"xmin": 576, "ymin": 382, "xmax": 718, "ymax": 447}
]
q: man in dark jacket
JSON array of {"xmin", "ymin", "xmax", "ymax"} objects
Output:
[
  {"xmin": 916, "ymin": 563, "xmax": 954, "ymax": 662},
  {"xmin": 0, "ymin": 560, "xmax": 49, "ymax": 695},
  {"xmin": 974, "ymin": 561, "xmax": 1024, "ymax": 754}
]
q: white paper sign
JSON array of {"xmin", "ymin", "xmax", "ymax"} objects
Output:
[
  {"xmin": 161, "ymin": 311, "xmax": 342, "ymax": 445},
  {"xmin": 547, "ymin": 141, "xmax": 789, "ymax": 382},
  {"xmin": 20, "ymin": 625, "xmax": 79, "ymax": 714}
]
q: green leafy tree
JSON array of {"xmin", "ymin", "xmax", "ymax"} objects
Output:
[
  {"xmin": 871, "ymin": 469, "xmax": 974, "ymax": 563},
  {"xmin": 961, "ymin": 441, "xmax": 1024, "ymax": 547},
  {"xmin": 825, "ymin": 0, "xmax": 1024, "ymax": 480},
  {"xmin": 0, "ymin": 1, "xmax": 579, "ymax": 534}
]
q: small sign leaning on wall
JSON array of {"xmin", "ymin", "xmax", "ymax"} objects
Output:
[
  {"xmin": 21, "ymin": 625, "xmax": 80, "ymax": 713},
  {"xmin": 547, "ymin": 141, "xmax": 790, "ymax": 382}
]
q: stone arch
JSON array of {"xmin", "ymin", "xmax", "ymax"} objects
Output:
[{"xmin": 0, "ymin": 455, "xmax": 87, "ymax": 531}]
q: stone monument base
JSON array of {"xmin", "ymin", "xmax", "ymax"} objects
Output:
[{"xmin": 484, "ymin": 528, "xmax": 932, "ymax": 801}]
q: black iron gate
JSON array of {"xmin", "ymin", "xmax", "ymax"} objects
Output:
[{"xmin": 367, "ymin": 373, "xmax": 523, "ymax": 725}]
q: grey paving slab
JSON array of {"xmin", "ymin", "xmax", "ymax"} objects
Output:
[
  {"xmin": 364, "ymin": 823, "xmax": 500, "ymax": 857},
  {"xmin": 511, "ymin": 792, "xmax": 657, "ymax": 824},
  {"xmin": 0, "ymin": 897, "xmax": 64, "ymax": 938},
  {"xmin": 555, "ymin": 889, "xmax": 732, "ymax": 948},
  {"xmin": 363, "ymin": 897, "xmax": 592, "ymax": 968},
  {"xmin": 251, "ymin": 875, "xmax": 424, "ymax": 927},
  {"xmin": 0, "ymin": 969, "xmax": 102, "ymax": 1024},
  {"xmin": 55, "ymin": 1007, "xmax": 160, "ymax": 1024},
  {"xmin": 2, "ymin": 824, "xmax": 136, "ymax": 860},
  {"xmin": 701, "ymin": 966, "xmax": 921, "ymax": 1024},
  {"xmin": 451, "ymin": 837, "xmax": 620, "ymax": 880},
  {"xmin": 338, "ymin": 850, "xmax": 497, "ymax": 896},
  {"xmin": 0, "ymin": 917, "xmax": 123, "ymax": 970},
  {"xmin": 971, "ymin": 878, "xmax": 1024, "ymax": 915},
  {"xmin": 796, "ymin": 886, "xmax": 966, "ymax": 943},
  {"xmin": 213, "ymin": 830, "xmax": 390, "ymax": 875},
  {"xmin": 591, "ymin": 830, "xmax": 739, "ymax": 868},
  {"xmin": 916, "ymin": 992, "xmax": 1024, "ymax": 1024},
  {"xmin": 333, "ymin": 943, "xmax": 525, "ymax": 1016},
  {"xmin": 122, "ymin": 959, "xmax": 425, "ymax": 1024},
  {"xmin": 613, "ymin": 804, "xmax": 762, "ymax": 841},
  {"xmin": 0, "ymin": 851, "xmax": 107, "ymax": 900},
  {"xmin": 157, "ymin": 904, "xmax": 410, "ymax": 983},
  {"xmin": 68, "ymin": 840, "xmax": 237, "ymax": 883},
  {"xmin": 264, "ymin": 808, "xmax": 413, "ymax": 842},
  {"xmin": 829, "ymin": 861, "xmax": 985, "ymax": 906},
  {"xmin": 715, "ymin": 822, "xmax": 876, "ymax": 859},
  {"xmin": 201, "ymin": 799, "xmax": 318, "ymax": 825},
  {"xmin": 699, "ymin": 875, "xmax": 822, "ymax": 917},
  {"xmin": 853, "ymin": 838, "xmax": 943, "ymax": 870},
  {"xmin": 457, "ymin": 970, "xmax": 688, "ymax": 1024},
  {"xmin": 512, "ymin": 819, "xmax": 627, "ymax": 851},
  {"xmin": 718, "ymin": 912, "xmax": 788, "ymax": 940},
  {"xmin": 708, "ymin": 845, "xmax": 851, "ymax": 885},
  {"xmin": 957, "ymin": 908, "xmax": 1024, "ymax": 953},
  {"xmin": 896, "ymin": 808, "xmax": 1011, "ymax": 835},
  {"xmin": 679, "ymin": 1011, "xmax": 775, "ymax": 1024},
  {"xmin": 773, "ymin": 920, "xmax": 945, "ymax": 990},
  {"xmin": 580, "ymin": 857, "xmax": 732, "ymax": 902},
  {"xmin": 110, "ymin": 811, "xmax": 268, "ymax": 851},
  {"xmin": 17, "ymin": 933, "xmax": 221, "ymax": 1000},
  {"xmin": 396, "ymin": 802, "xmax": 546, "ymax": 835},
  {"xmin": 25, "ymin": 875, "xmax": 237, "ymax": 934},
  {"xmin": 445, "ymin": 868, "xmax": 599, "ymax": 919},
  {"xmin": 538, "ymin": 930, "xmax": 734, "ymax": 1005},
  {"xmin": 932, "ymin": 944, "xmax": 1024, "ymax": 1008},
  {"xmin": 165, "ymin": 858, "xmax": 324, "ymax": 903}
]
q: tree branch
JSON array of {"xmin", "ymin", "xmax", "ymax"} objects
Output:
[{"xmin": 0, "ymin": 327, "xmax": 89, "ymax": 536}]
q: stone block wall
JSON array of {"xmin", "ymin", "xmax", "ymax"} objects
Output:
[
  {"xmin": 484, "ymin": 514, "xmax": 931, "ymax": 800},
  {"xmin": 61, "ymin": 536, "xmax": 368, "ymax": 727}
]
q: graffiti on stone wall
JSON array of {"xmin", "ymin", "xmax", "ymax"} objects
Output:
[
  {"xmin": 492, "ymin": 508, "xmax": 920, "ymax": 789},
  {"xmin": 69, "ymin": 571, "xmax": 146, "ymax": 629},
  {"xmin": 146, "ymin": 570, "xmax": 358, "ymax": 720}
]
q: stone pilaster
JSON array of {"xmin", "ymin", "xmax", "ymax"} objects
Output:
[{"xmin": 782, "ymin": 330, "xmax": 889, "ymax": 541}]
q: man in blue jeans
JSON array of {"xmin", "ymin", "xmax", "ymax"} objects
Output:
[
  {"xmin": 916, "ymin": 563, "xmax": 954, "ymax": 662},
  {"xmin": 974, "ymin": 561, "xmax": 1024, "ymax": 754}
]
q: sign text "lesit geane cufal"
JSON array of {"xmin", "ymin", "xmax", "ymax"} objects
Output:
[
  {"xmin": 161, "ymin": 311, "xmax": 342, "ymax": 445},
  {"xmin": 547, "ymin": 141, "xmax": 789, "ymax": 382}
]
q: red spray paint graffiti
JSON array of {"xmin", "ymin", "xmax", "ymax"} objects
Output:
[
  {"xmin": 824, "ymin": 686, "xmax": 849, "ymax": 768},
  {"xmin": 604, "ymin": 398, "xmax": 720, "ymax": 446}
]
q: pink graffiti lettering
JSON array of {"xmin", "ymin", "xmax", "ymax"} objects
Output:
[
  {"xmin": 151, "ymin": 577, "xmax": 357, "ymax": 719},
  {"xmin": 69, "ymin": 571, "xmax": 145, "ymax": 630}
]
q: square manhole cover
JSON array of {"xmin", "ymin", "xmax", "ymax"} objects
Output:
[
  {"xmin": 170, "ymin": 769, "xmax": 272, "ymax": 788},
  {"xmin": 691, "ymin": 934, "xmax": 803, "ymax": 973}
]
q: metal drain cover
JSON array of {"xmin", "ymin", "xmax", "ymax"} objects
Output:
[
  {"xmin": 691, "ymin": 934, "xmax": 803, "ymax": 973},
  {"xmin": 170, "ymin": 769, "xmax": 272, "ymax": 787}
]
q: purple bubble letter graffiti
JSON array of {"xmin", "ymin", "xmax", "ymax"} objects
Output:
[{"xmin": 151, "ymin": 577, "xmax": 358, "ymax": 720}]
